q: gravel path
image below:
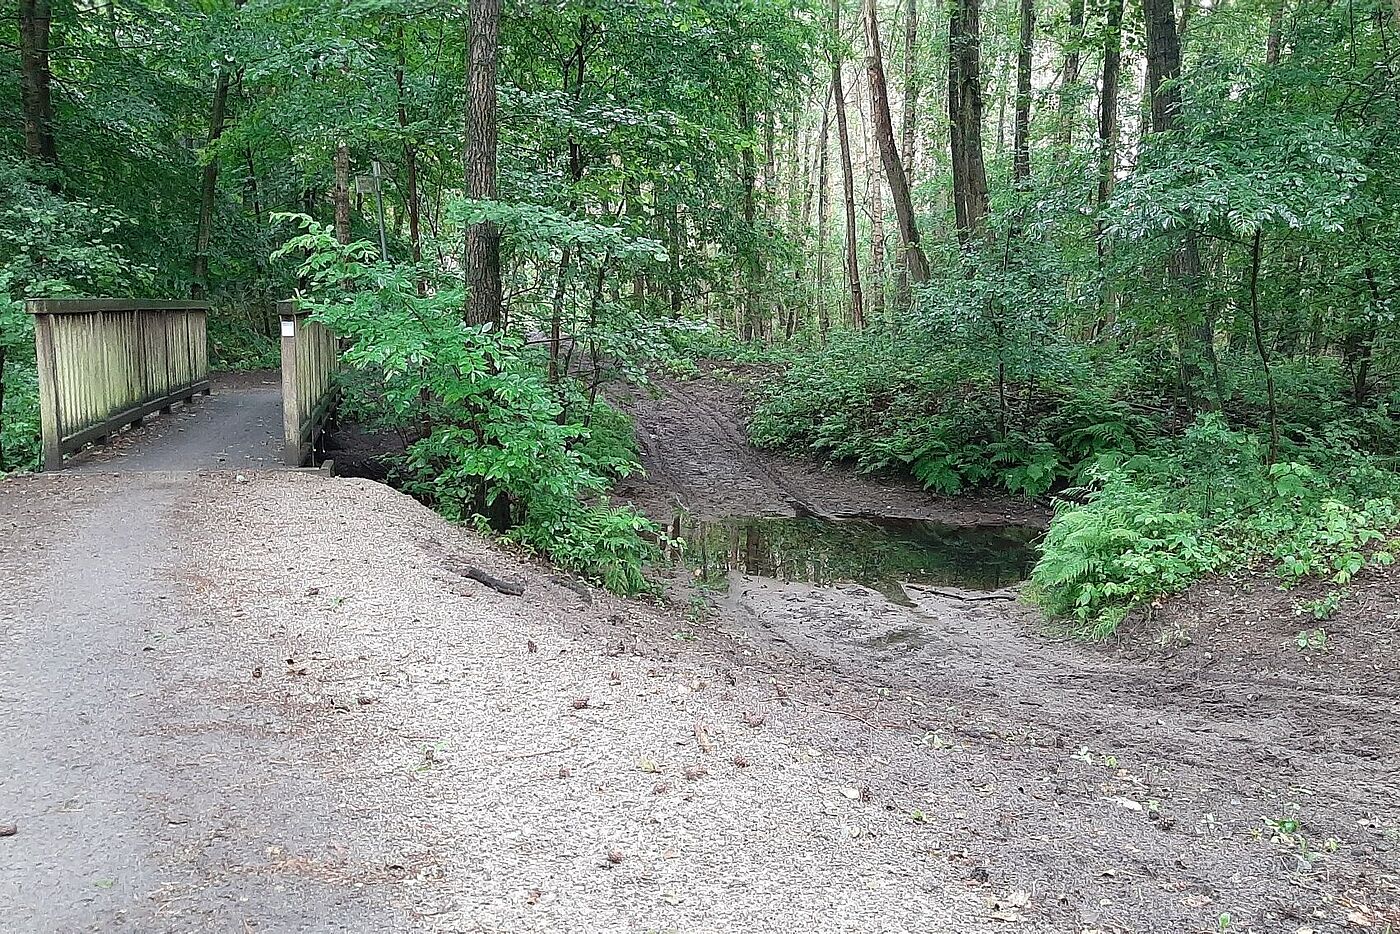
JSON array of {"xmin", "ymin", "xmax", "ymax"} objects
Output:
[
  {"xmin": 66, "ymin": 370, "xmax": 284, "ymax": 473},
  {"xmin": 1, "ymin": 470, "xmax": 1004, "ymax": 932}
]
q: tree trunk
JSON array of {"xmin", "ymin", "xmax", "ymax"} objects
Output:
[
  {"xmin": 1145, "ymin": 0, "xmax": 1220, "ymax": 407},
  {"xmin": 395, "ymin": 29, "xmax": 424, "ymax": 286},
  {"xmin": 948, "ymin": 0, "xmax": 990, "ymax": 241},
  {"xmin": 1012, "ymin": 0, "xmax": 1034, "ymax": 183},
  {"xmin": 1097, "ymin": 0, "xmax": 1124, "ymax": 208},
  {"xmin": 1248, "ymin": 231, "xmax": 1278, "ymax": 463},
  {"xmin": 19, "ymin": 0, "xmax": 58, "ymax": 165},
  {"xmin": 1144, "ymin": 0, "xmax": 1185, "ymax": 134},
  {"xmin": 832, "ymin": 3, "xmax": 865, "ymax": 330},
  {"xmin": 1056, "ymin": 0, "xmax": 1084, "ymax": 149},
  {"xmin": 1265, "ymin": 0, "xmax": 1285, "ymax": 65},
  {"xmin": 866, "ymin": 0, "xmax": 930, "ymax": 284},
  {"xmin": 333, "ymin": 142, "xmax": 351, "ymax": 245},
  {"xmin": 894, "ymin": 0, "xmax": 920, "ymax": 307},
  {"xmin": 740, "ymin": 93, "xmax": 759, "ymax": 340},
  {"xmin": 1095, "ymin": 0, "xmax": 1124, "ymax": 322},
  {"xmin": 551, "ymin": 18, "xmax": 591, "ymax": 379},
  {"xmin": 815, "ymin": 88, "xmax": 832, "ymax": 333},
  {"xmin": 464, "ymin": 0, "xmax": 503, "ymax": 328},
  {"xmin": 191, "ymin": 68, "xmax": 231, "ymax": 300},
  {"xmin": 900, "ymin": 0, "xmax": 918, "ymax": 178},
  {"xmin": 867, "ymin": 129, "xmax": 886, "ymax": 321}
]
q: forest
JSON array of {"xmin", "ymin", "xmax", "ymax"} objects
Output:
[{"xmin": 3, "ymin": 0, "xmax": 1399, "ymax": 635}]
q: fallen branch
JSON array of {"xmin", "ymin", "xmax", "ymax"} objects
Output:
[
  {"xmin": 456, "ymin": 565, "xmax": 525, "ymax": 596},
  {"xmin": 904, "ymin": 584, "xmax": 1017, "ymax": 602}
]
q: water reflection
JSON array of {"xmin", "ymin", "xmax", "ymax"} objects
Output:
[{"xmin": 674, "ymin": 515, "xmax": 1040, "ymax": 596}]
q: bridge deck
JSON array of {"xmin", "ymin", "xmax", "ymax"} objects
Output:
[{"xmin": 66, "ymin": 370, "xmax": 285, "ymax": 473}]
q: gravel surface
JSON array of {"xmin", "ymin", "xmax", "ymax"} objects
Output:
[
  {"xmin": 66, "ymin": 370, "xmax": 284, "ymax": 473},
  {"xmin": 1, "ymin": 470, "xmax": 1004, "ymax": 932}
]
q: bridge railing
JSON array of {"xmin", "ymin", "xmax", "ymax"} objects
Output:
[
  {"xmin": 278, "ymin": 300, "xmax": 339, "ymax": 467},
  {"xmin": 28, "ymin": 299, "xmax": 210, "ymax": 470}
]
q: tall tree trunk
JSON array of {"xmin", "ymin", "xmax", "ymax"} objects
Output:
[
  {"xmin": 894, "ymin": 0, "xmax": 920, "ymax": 308},
  {"xmin": 832, "ymin": 1, "xmax": 865, "ymax": 330},
  {"xmin": 19, "ymin": 0, "xmax": 58, "ymax": 165},
  {"xmin": 866, "ymin": 0, "xmax": 931, "ymax": 285},
  {"xmin": 1097, "ymin": 0, "xmax": 1124, "ymax": 209},
  {"xmin": 1095, "ymin": 0, "xmax": 1124, "ymax": 322},
  {"xmin": 900, "ymin": 0, "xmax": 918, "ymax": 178},
  {"xmin": 1145, "ymin": 0, "xmax": 1220, "ymax": 407},
  {"xmin": 551, "ymin": 19, "xmax": 589, "ymax": 380},
  {"xmin": 740, "ymin": 93, "xmax": 759, "ymax": 339},
  {"xmin": 868, "ymin": 134, "xmax": 886, "ymax": 321},
  {"xmin": 191, "ymin": 69, "xmax": 231, "ymax": 300},
  {"xmin": 464, "ymin": 0, "xmax": 503, "ymax": 328},
  {"xmin": 815, "ymin": 88, "xmax": 832, "ymax": 333},
  {"xmin": 1144, "ymin": 0, "xmax": 1185, "ymax": 134},
  {"xmin": 1265, "ymin": 0, "xmax": 1285, "ymax": 65},
  {"xmin": 333, "ymin": 143, "xmax": 351, "ymax": 245},
  {"xmin": 1247, "ymin": 231, "xmax": 1279, "ymax": 463},
  {"xmin": 1056, "ymin": 0, "xmax": 1084, "ymax": 149},
  {"xmin": 395, "ymin": 28, "xmax": 423, "ymax": 285},
  {"xmin": 1012, "ymin": 0, "xmax": 1034, "ymax": 183},
  {"xmin": 948, "ymin": 0, "xmax": 990, "ymax": 241}
]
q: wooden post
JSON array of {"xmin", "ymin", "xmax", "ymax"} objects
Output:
[
  {"xmin": 32, "ymin": 309, "xmax": 62, "ymax": 471},
  {"xmin": 278, "ymin": 300, "xmax": 303, "ymax": 467}
]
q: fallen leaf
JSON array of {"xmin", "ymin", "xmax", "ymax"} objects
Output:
[{"xmin": 694, "ymin": 720, "xmax": 714, "ymax": 753}]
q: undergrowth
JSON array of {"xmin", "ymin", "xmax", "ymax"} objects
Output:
[
  {"xmin": 278, "ymin": 217, "xmax": 663, "ymax": 595},
  {"xmin": 749, "ymin": 326, "xmax": 1400, "ymax": 637}
]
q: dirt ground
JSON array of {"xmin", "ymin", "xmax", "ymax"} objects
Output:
[
  {"xmin": 3, "ymin": 366, "xmax": 1396, "ymax": 933},
  {"xmin": 611, "ymin": 362, "xmax": 1048, "ymax": 526},
  {"xmin": 610, "ymin": 365, "xmax": 1400, "ymax": 933}
]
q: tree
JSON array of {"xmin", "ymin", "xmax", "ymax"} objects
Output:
[
  {"xmin": 464, "ymin": 0, "xmax": 502, "ymax": 328},
  {"xmin": 832, "ymin": 0, "xmax": 865, "ymax": 329},
  {"xmin": 19, "ymin": 0, "xmax": 58, "ymax": 166},
  {"xmin": 1012, "ymin": 0, "xmax": 1034, "ymax": 183},
  {"xmin": 948, "ymin": 0, "xmax": 989, "ymax": 241},
  {"xmin": 192, "ymin": 68, "xmax": 232, "ymax": 300},
  {"xmin": 865, "ymin": 0, "xmax": 930, "ymax": 282}
]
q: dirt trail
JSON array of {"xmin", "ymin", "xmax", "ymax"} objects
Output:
[
  {"xmin": 614, "ymin": 366, "xmax": 1400, "ymax": 933},
  {"xmin": 3, "ymin": 366, "xmax": 1396, "ymax": 933},
  {"xmin": 66, "ymin": 370, "xmax": 284, "ymax": 473},
  {"xmin": 612, "ymin": 363, "xmax": 1047, "ymax": 525}
]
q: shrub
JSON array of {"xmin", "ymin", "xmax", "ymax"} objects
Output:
[
  {"xmin": 1031, "ymin": 414, "xmax": 1400, "ymax": 636},
  {"xmin": 276, "ymin": 217, "xmax": 663, "ymax": 594}
]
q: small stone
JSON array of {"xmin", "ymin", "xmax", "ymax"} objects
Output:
[{"xmin": 0, "ymin": 823, "xmax": 16, "ymax": 837}]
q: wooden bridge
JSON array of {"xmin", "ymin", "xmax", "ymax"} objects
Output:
[{"xmin": 28, "ymin": 298, "xmax": 340, "ymax": 471}]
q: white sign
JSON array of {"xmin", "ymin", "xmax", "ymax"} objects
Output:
[{"xmin": 281, "ymin": 319, "xmax": 296, "ymax": 338}]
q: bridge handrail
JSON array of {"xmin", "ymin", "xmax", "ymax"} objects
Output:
[
  {"xmin": 277, "ymin": 300, "xmax": 339, "ymax": 467},
  {"xmin": 28, "ymin": 298, "xmax": 210, "ymax": 470}
]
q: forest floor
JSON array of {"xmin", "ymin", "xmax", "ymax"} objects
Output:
[
  {"xmin": 1, "ymin": 364, "xmax": 1396, "ymax": 933},
  {"xmin": 610, "ymin": 361, "xmax": 1400, "ymax": 933}
]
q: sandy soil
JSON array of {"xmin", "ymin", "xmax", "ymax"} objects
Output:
[
  {"xmin": 611, "ymin": 362, "xmax": 1048, "ymax": 526},
  {"xmin": 610, "ymin": 366, "xmax": 1400, "ymax": 933},
  {"xmin": 3, "ymin": 367, "xmax": 1396, "ymax": 933}
]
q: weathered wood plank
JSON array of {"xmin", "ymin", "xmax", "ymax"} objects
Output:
[
  {"xmin": 27, "ymin": 299, "xmax": 211, "ymax": 469},
  {"xmin": 278, "ymin": 300, "xmax": 339, "ymax": 467}
]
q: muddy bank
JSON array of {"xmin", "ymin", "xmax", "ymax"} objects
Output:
[
  {"xmin": 611, "ymin": 365, "xmax": 1400, "ymax": 933},
  {"xmin": 611, "ymin": 362, "xmax": 1048, "ymax": 526}
]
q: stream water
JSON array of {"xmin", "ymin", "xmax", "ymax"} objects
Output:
[{"xmin": 676, "ymin": 515, "xmax": 1041, "ymax": 605}]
